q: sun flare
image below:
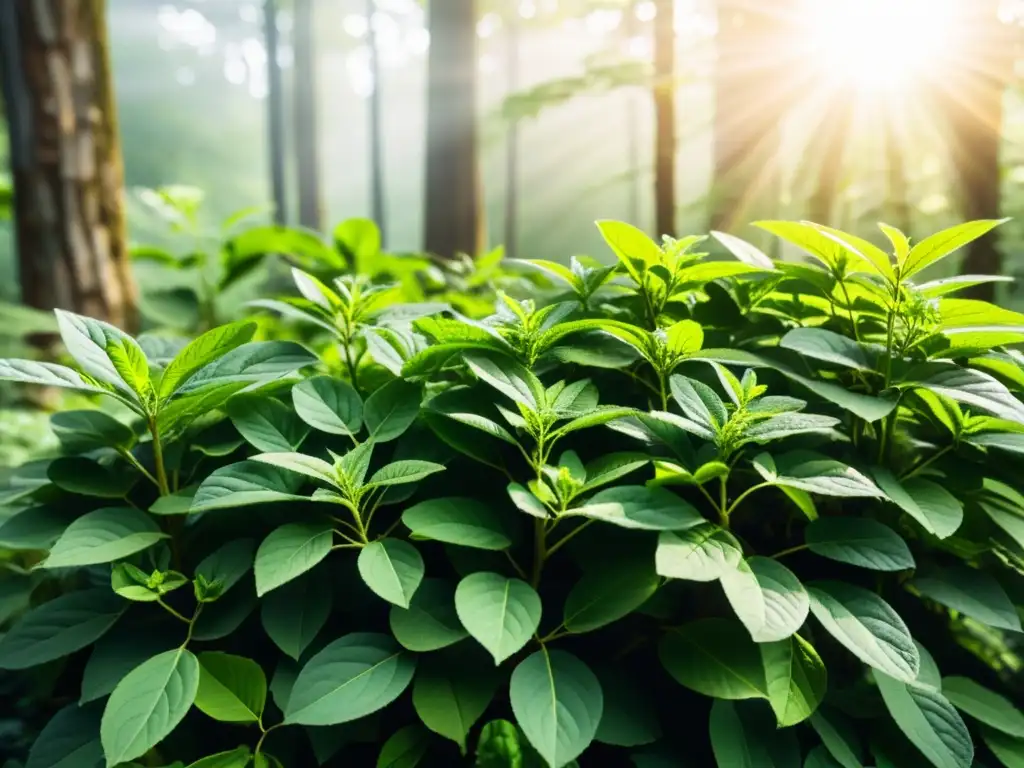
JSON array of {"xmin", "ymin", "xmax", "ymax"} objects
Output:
[{"xmin": 803, "ymin": 0, "xmax": 957, "ymax": 90}]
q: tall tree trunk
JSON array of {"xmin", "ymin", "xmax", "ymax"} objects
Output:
[
  {"xmin": 367, "ymin": 0, "xmax": 386, "ymax": 244},
  {"xmin": 292, "ymin": 0, "xmax": 322, "ymax": 231},
  {"xmin": 653, "ymin": 0, "xmax": 675, "ymax": 238},
  {"xmin": 0, "ymin": 0, "xmax": 137, "ymax": 337},
  {"xmin": 503, "ymin": 11, "xmax": 519, "ymax": 260},
  {"xmin": 710, "ymin": 0, "xmax": 792, "ymax": 238},
  {"xmin": 424, "ymin": 0, "xmax": 482, "ymax": 259},
  {"xmin": 939, "ymin": 0, "xmax": 1011, "ymax": 299},
  {"xmin": 264, "ymin": 0, "xmax": 288, "ymax": 225}
]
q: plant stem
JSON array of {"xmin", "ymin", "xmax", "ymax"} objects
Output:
[
  {"xmin": 658, "ymin": 373, "xmax": 669, "ymax": 411},
  {"xmin": 148, "ymin": 419, "xmax": 171, "ymax": 497},
  {"xmin": 118, "ymin": 448, "xmax": 160, "ymax": 489},
  {"xmin": 530, "ymin": 519, "xmax": 547, "ymax": 588},
  {"xmin": 724, "ymin": 483, "xmax": 771, "ymax": 519},
  {"xmin": 900, "ymin": 444, "xmax": 952, "ymax": 480},
  {"xmin": 838, "ymin": 278, "xmax": 860, "ymax": 342},
  {"xmin": 771, "ymin": 543, "xmax": 809, "ymax": 560},
  {"xmin": 877, "ymin": 410, "xmax": 897, "ymax": 464},
  {"xmin": 255, "ymin": 722, "xmax": 282, "ymax": 757},
  {"xmin": 504, "ymin": 550, "xmax": 528, "ymax": 580},
  {"xmin": 545, "ymin": 519, "xmax": 595, "ymax": 559},
  {"xmin": 157, "ymin": 599, "xmax": 191, "ymax": 624},
  {"xmin": 718, "ymin": 477, "xmax": 728, "ymax": 527}
]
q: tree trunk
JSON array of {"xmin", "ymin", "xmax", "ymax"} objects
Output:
[
  {"xmin": 292, "ymin": 0, "xmax": 322, "ymax": 231},
  {"xmin": 367, "ymin": 0, "xmax": 386, "ymax": 244},
  {"xmin": 939, "ymin": 0, "xmax": 1011, "ymax": 299},
  {"xmin": 263, "ymin": 0, "xmax": 288, "ymax": 225},
  {"xmin": 503, "ymin": 11, "xmax": 520, "ymax": 260},
  {"xmin": 424, "ymin": 0, "xmax": 482, "ymax": 259},
  {"xmin": 0, "ymin": 0, "xmax": 137, "ymax": 337},
  {"xmin": 710, "ymin": 0, "xmax": 792, "ymax": 237},
  {"xmin": 653, "ymin": 0, "xmax": 675, "ymax": 238}
]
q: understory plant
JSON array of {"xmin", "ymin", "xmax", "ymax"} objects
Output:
[{"xmin": 0, "ymin": 218, "xmax": 1023, "ymax": 768}]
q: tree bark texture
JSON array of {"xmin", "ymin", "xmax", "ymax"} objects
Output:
[
  {"xmin": 0, "ymin": 0, "xmax": 137, "ymax": 334},
  {"xmin": 292, "ymin": 0, "xmax": 322, "ymax": 231},
  {"xmin": 424, "ymin": 0, "xmax": 482, "ymax": 259},
  {"xmin": 653, "ymin": 0, "xmax": 675, "ymax": 238},
  {"xmin": 710, "ymin": 0, "xmax": 793, "ymax": 235},
  {"xmin": 263, "ymin": 0, "xmax": 288, "ymax": 226},
  {"xmin": 938, "ymin": 0, "xmax": 1012, "ymax": 299}
]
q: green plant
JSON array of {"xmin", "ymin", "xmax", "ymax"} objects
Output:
[{"xmin": 0, "ymin": 217, "xmax": 1023, "ymax": 768}]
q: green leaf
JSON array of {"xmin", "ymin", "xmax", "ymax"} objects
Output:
[
  {"xmin": 809, "ymin": 710, "xmax": 863, "ymax": 768},
  {"xmin": 805, "ymin": 518, "xmax": 914, "ymax": 571},
  {"xmin": 365, "ymin": 460, "xmax": 445, "ymax": 489},
  {"xmin": 942, "ymin": 676, "xmax": 1024, "ymax": 737},
  {"xmin": 510, "ymin": 649, "xmax": 603, "ymax": 768},
  {"xmin": 195, "ymin": 538, "xmax": 256, "ymax": 597},
  {"xmin": 358, "ymin": 539, "xmax": 425, "ymax": 608},
  {"xmin": 711, "ymin": 230, "xmax": 775, "ymax": 269},
  {"xmin": 455, "ymin": 572, "xmax": 542, "ymax": 664},
  {"xmin": 761, "ymin": 634, "xmax": 827, "ymax": 726},
  {"xmin": 111, "ymin": 563, "xmax": 187, "ymax": 602},
  {"xmin": 184, "ymin": 746, "xmax": 252, "ymax": 768},
  {"xmin": 412, "ymin": 647, "xmax": 499, "ymax": 752},
  {"xmin": 596, "ymin": 219, "xmax": 661, "ymax": 283},
  {"xmin": 191, "ymin": 460, "xmax": 307, "ymax": 512},
  {"xmin": 226, "ymin": 395, "xmax": 309, "ymax": 452},
  {"xmin": 755, "ymin": 221, "xmax": 851, "ymax": 272},
  {"xmin": 475, "ymin": 719, "xmax": 528, "ymax": 767},
  {"xmin": 581, "ymin": 453, "xmax": 649, "ymax": 492},
  {"xmin": 563, "ymin": 558, "xmax": 659, "ymax": 634},
  {"xmin": 753, "ymin": 452, "xmax": 884, "ymax": 498},
  {"xmin": 254, "ymin": 521, "xmax": 334, "ymax": 596},
  {"xmin": 389, "ymin": 578, "xmax": 468, "ymax": 652},
  {"xmin": 873, "ymin": 671, "xmax": 973, "ymax": 768},
  {"xmin": 978, "ymin": 479, "xmax": 1024, "ymax": 550},
  {"xmin": 55, "ymin": 310, "xmax": 148, "ymax": 399},
  {"xmin": 173, "ymin": 340, "xmax": 316, "ymax": 394},
  {"xmin": 741, "ymin": 412, "xmax": 840, "ymax": 444},
  {"xmin": 47, "ymin": 457, "xmax": 137, "ymax": 498},
  {"xmin": 915, "ymin": 366, "xmax": 1024, "ymax": 425},
  {"xmin": 292, "ymin": 375, "xmax": 363, "ymax": 436},
  {"xmin": 507, "ymin": 482, "xmax": 550, "ymax": 519},
  {"xmin": 377, "ymin": 724, "xmax": 429, "ymax": 768},
  {"xmin": 655, "ymin": 523, "xmax": 744, "ymax": 581},
  {"xmin": 284, "ymin": 632, "xmax": 416, "ymax": 726},
  {"xmin": 50, "ymin": 410, "xmax": 136, "ymax": 453},
  {"xmin": 910, "ymin": 568, "xmax": 1021, "ymax": 632},
  {"xmin": 81, "ymin": 630, "xmax": 175, "ymax": 704},
  {"xmin": 464, "ymin": 352, "xmax": 544, "ymax": 410},
  {"xmin": 0, "ymin": 359, "xmax": 109, "ymax": 395},
  {"xmin": 665, "ymin": 319, "xmax": 704, "ymax": 356},
  {"xmin": 807, "ymin": 581, "xmax": 919, "ymax": 683},
  {"xmin": 567, "ymin": 486, "xmax": 704, "ymax": 531},
  {"xmin": 42, "ymin": 508, "xmax": 168, "ymax": 568},
  {"xmin": 983, "ymin": 728, "xmax": 1024, "ymax": 768},
  {"xmin": 195, "ymin": 652, "xmax": 267, "ymax": 724},
  {"xmin": 659, "ymin": 618, "xmax": 768, "ymax": 699},
  {"xmin": 779, "ymin": 328, "xmax": 870, "ymax": 370},
  {"xmin": 336, "ymin": 440, "xmax": 375, "ymax": 487},
  {"xmin": 670, "ymin": 375, "xmax": 728, "ymax": 429},
  {"xmin": 552, "ymin": 406, "xmax": 639, "ymax": 438},
  {"xmin": 720, "ymin": 556, "xmax": 809, "ymax": 642},
  {"xmin": 0, "ymin": 505, "xmax": 74, "ymax": 550},
  {"xmin": 872, "ymin": 469, "xmax": 963, "ymax": 539},
  {"xmin": 250, "ymin": 452, "xmax": 338, "ymax": 488},
  {"xmin": 158, "ymin": 321, "xmax": 256, "ymax": 399},
  {"xmin": 364, "ymin": 380, "xmax": 421, "ymax": 442},
  {"xmin": 402, "ymin": 497, "xmax": 511, "ymax": 550},
  {"xmin": 260, "ymin": 571, "xmax": 331, "ymax": 660},
  {"xmin": 968, "ymin": 432, "xmax": 1024, "ymax": 456},
  {"xmin": 100, "ymin": 648, "xmax": 200, "ymax": 766},
  {"xmin": 0, "ymin": 589, "xmax": 126, "ymax": 670},
  {"xmin": 149, "ymin": 487, "xmax": 198, "ymax": 516},
  {"xmin": 901, "ymin": 219, "xmax": 1008, "ymax": 279},
  {"xmin": 809, "ymin": 223, "xmax": 895, "ymax": 278},
  {"xmin": 593, "ymin": 666, "xmax": 661, "ymax": 748},
  {"xmin": 709, "ymin": 699, "xmax": 800, "ymax": 767},
  {"xmin": 24, "ymin": 704, "xmax": 103, "ymax": 768}
]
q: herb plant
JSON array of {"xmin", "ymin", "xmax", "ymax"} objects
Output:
[{"xmin": 0, "ymin": 218, "xmax": 1022, "ymax": 768}]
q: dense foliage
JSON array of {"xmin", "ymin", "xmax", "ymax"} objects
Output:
[{"xmin": 1, "ymin": 217, "xmax": 1023, "ymax": 768}]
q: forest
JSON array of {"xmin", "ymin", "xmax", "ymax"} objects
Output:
[{"xmin": 0, "ymin": 1, "xmax": 1023, "ymax": 767}]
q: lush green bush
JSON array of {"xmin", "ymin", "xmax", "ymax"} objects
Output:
[{"xmin": 1, "ymin": 218, "xmax": 1023, "ymax": 768}]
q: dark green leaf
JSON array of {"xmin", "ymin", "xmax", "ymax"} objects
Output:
[
  {"xmin": 254, "ymin": 521, "xmax": 334, "ymax": 596},
  {"xmin": 42, "ymin": 507, "xmax": 168, "ymax": 568},
  {"xmin": 659, "ymin": 618, "xmax": 768, "ymax": 699},
  {"xmin": 389, "ymin": 578, "xmax": 467, "ymax": 652},
  {"xmin": 806, "ymin": 518, "xmax": 914, "ymax": 571},
  {"xmin": 455, "ymin": 572, "xmax": 541, "ymax": 664},
  {"xmin": 292, "ymin": 375, "xmax": 363, "ymax": 436},
  {"xmin": 910, "ymin": 568, "xmax": 1021, "ymax": 632},
  {"xmin": 358, "ymin": 539, "xmax": 425, "ymax": 608},
  {"xmin": 261, "ymin": 571, "xmax": 331, "ymax": 660},
  {"xmin": 364, "ymin": 380, "xmax": 421, "ymax": 442},
  {"xmin": 403, "ymin": 497, "xmax": 511, "ymax": 550}
]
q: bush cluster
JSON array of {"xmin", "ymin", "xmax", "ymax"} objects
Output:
[{"xmin": 1, "ymin": 218, "xmax": 1023, "ymax": 768}]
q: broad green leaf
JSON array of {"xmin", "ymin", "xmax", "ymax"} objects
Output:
[
  {"xmin": 708, "ymin": 699, "xmax": 800, "ymax": 767},
  {"xmin": 581, "ymin": 453, "xmax": 649, "ymax": 492},
  {"xmin": 761, "ymin": 634, "xmax": 827, "ymax": 726},
  {"xmin": 475, "ymin": 720, "xmax": 530, "ymax": 767},
  {"xmin": 365, "ymin": 460, "xmax": 445, "ymax": 489},
  {"xmin": 111, "ymin": 563, "xmax": 187, "ymax": 602},
  {"xmin": 655, "ymin": 523, "xmax": 744, "ymax": 581},
  {"xmin": 567, "ymin": 486, "xmax": 704, "ymax": 531},
  {"xmin": 806, "ymin": 518, "xmax": 914, "ymax": 571},
  {"xmin": 81, "ymin": 630, "xmax": 175, "ymax": 704},
  {"xmin": 358, "ymin": 539, "xmax": 425, "ymax": 608},
  {"xmin": 901, "ymin": 219, "xmax": 1008, "ymax": 279},
  {"xmin": 430, "ymin": 403, "xmax": 521, "ymax": 446},
  {"xmin": 780, "ymin": 328, "xmax": 870, "ymax": 370},
  {"xmin": 596, "ymin": 219, "xmax": 661, "ymax": 282},
  {"xmin": 507, "ymin": 482, "xmax": 550, "ymax": 519},
  {"xmin": 226, "ymin": 395, "xmax": 309, "ymax": 452},
  {"xmin": 979, "ymin": 479, "xmax": 1024, "ymax": 550},
  {"xmin": 455, "ymin": 572, "xmax": 541, "ymax": 664},
  {"xmin": 510, "ymin": 649, "xmax": 603, "ymax": 768},
  {"xmin": 402, "ymin": 497, "xmax": 511, "ymax": 550},
  {"xmin": 389, "ymin": 578, "xmax": 468, "ymax": 652},
  {"xmin": 54, "ymin": 310, "xmax": 146, "ymax": 398},
  {"xmin": 720, "ymin": 556, "xmax": 809, "ymax": 642},
  {"xmin": 755, "ymin": 221, "xmax": 851, "ymax": 272},
  {"xmin": 807, "ymin": 581, "xmax": 919, "ymax": 682},
  {"xmin": 915, "ymin": 366, "xmax": 1024, "ymax": 425},
  {"xmin": 260, "ymin": 571, "xmax": 331, "ymax": 660},
  {"xmin": 50, "ymin": 410, "xmax": 135, "ymax": 453},
  {"xmin": 412, "ymin": 647, "xmax": 499, "ymax": 752},
  {"xmin": 24, "ymin": 704, "xmax": 103, "ymax": 768},
  {"xmin": 670, "ymin": 375, "xmax": 728, "ymax": 429},
  {"xmin": 968, "ymin": 432, "xmax": 1024, "ymax": 456},
  {"xmin": 195, "ymin": 652, "xmax": 267, "ymax": 724},
  {"xmin": 174, "ymin": 340, "xmax": 316, "ymax": 394},
  {"xmin": 983, "ymin": 728, "xmax": 1024, "ymax": 768},
  {"xmin": 292, "ymin": 375, "xmax": 363, "ymax": 435},
  {"xmin": 918, "ymin": 274, "xmax": 1014, "ymax": 298},
  {"xmin": 873, "ymin": 671, "xmax": 973, "ymax": 768},
  {"xmin": 872, "ymin": 469, "xmax": 963, "ymax": 539},
  {"xmin": 184, "ymin": 747, "xmax": 252, "ymax": 768},
  {"xmin": 659, "ymin": 618, "xmax": 768, "ymax": 699},
  {"xmin": 47, "ymin": 457, "xmax": 137, "ymax": 498},
  {"xmin": 0, "ymin": 359, "xmax": 109, "ymax": 395},
  {"xmin": 284, "ymin": 632, "xmax": 416, "ymax": 726},
  {"xmin": 711, "ymin": 230, "xmax": 775, "ymax": 269},
  {"xmin": 910, "ymin": 568, "xmax": 1021, "ymax": 632},
  {"xmin": 377, "ymin": 724, "xmax": 429, "ymax": 768},
  {"xmin": 191, "ymin": 583, "xmax": 257, "ymax": 642},
  {"xmin": 336, "ymin": 439, "xmax": 375, "ymax": 487},
  {"xmin": 665, "ymin": 320, "xmax": 704, "ymax": 356},
  {"xmin": 191, "ymin": 460, "xmax": 307, "ymax": 512},
  {"xmin": 464, "ymin": 353, "xmax": 544, "ymax": 411},
  {"xmin": 740, "ymin": 412, "xmax": 840, "ymax": 444},
  {"xmin": 195, "ymin": 538, "xmax": 257, "ymax": 597},
  {"xmin": 149, "ymin": 487, "xmax": 198, "ymax": 516},
  {"xmin": 552, "ymin": 406, "xmax": 638, "ymax": 438},
  {"xmin": 942, "ymin": 676, "xmax": 1024, "ymax": 737},
  {"xmin": 0, "ymin": 504, "xmax": 75, "ymax": 550},
  {"xmin": 753, "ymin": 452, "xmax": 884, "ymax": 498},
  {"xmin": 364, "ymin": 379, "xmax": 421, "ymax": 442},
  {"xmin": 250, "ymin": 452, "xmax": 338, "ymax": 487},
  {"xmin": 0, "ymin": 589, "xmax": 126, "ymax": 670},
  {"xmin": 809, "ymin": 710, "xmax": 864, "ymax": 768},
  {"xmin": 42, "ymin": 508, "xmax": 168, "ymax": 569},
  {"xmin": 254, "ymin": 521, "xmax": 334, "ymax": 596},
  {"xmin": 563, "ymin": 558, "xmax": 659, "ymax": 634},
  {"xmin": 100, "ymin": 648, "xmax": 200, "ymax": 766},
  {"xmin": 810, "ymin": 222, "xmax": 895, "ymax": 278},
  {"xmin": 157, "ymin": 321, "xmax": 256, "ymax": 399}
]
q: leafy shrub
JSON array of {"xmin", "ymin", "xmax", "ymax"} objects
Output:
[{"xmin": 0, "ymin": 218, "xmax": 1023, "ymax": 767}]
